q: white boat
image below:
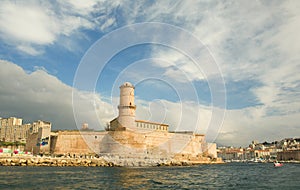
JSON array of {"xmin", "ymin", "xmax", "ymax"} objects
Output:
[{"xmin": 273, "ymin": 161, "xmax": 283, "ymax": 167}]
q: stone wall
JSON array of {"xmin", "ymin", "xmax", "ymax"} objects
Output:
[
  {"xmin": 277, "ymin": 150, "xmax": 300, "ymax": 161},
  {"xmin": 206, "ymin": 143, "xmax": 217, "ymax": 158},
  {"xmin": 24, "ymin": 133, "xmax": 40, "ymax": 154},
  {"xmin": 98, "ymin": 130, "xmax": 207, "ymax": 159},
  {"xmin": 24, "ymin": 126, "xmax": 51, "ymax": 154},
  {"xmin": 26, "ymin": 129, "xmax": 216, "ymax": 162},
  {"xmin": 50, "ymin": 131, "xmax": 107, "ymax": 155}
]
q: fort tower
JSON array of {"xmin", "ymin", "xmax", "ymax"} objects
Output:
[{"xmin": 117, "ymin": 82, "xmax": 136, "ymax": 129}]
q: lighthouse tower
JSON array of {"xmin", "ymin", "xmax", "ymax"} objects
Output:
[{"xmin": 117, "ymin": 82, "xmax": 136, "ymax": 129}]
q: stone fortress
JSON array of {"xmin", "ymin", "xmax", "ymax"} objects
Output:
[{"xmin": 25, "ymin": 82, "xmax": 219, "ymax": 165}]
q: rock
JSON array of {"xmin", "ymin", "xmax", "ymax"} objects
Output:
[
  {"xmin": 0, "ymin": 155, "xmax": 217, "ymax": 167},
  {"xmin": 31, "ymin": 158, "xmax": 38, "ymax": 164},
  {"xmin": 0, "ymin": 159, "xmax": 6, "ymax": 166},
  {"xmin": 19, "ymin": 159, "xmax": 27, "ymax": 165}
]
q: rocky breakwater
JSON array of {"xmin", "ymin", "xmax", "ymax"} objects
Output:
[
  {"xmin": 0, "ymin": 155, "xmax": 224, "ymax": 167},
  {"xmin": 0, "ymin": 157, "xmax": 116, "ymax": 167},
  {"xmin": 97, "ymin": 155, "xmax": 224, "ymax": 167}
]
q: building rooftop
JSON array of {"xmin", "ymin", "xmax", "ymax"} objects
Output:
[{"xmin": 135, "ymin": 120, "xmax": 169, "ymax": 126}]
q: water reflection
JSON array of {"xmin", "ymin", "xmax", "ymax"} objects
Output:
[{"xmin": 0, "ymin": 163, "xmax": 299, "ymax": 189}]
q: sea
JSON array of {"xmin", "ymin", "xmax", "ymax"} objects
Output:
[{"xmin": 0, "ymin": 162, "xmax": 299, "ymax": 189}]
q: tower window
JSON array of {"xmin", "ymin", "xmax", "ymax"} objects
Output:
[{"xmin": 130, "ymin": 102, "xmax": 131, "ymax": 105}]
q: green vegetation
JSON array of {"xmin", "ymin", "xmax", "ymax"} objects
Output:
[{"xmin": 0, "ymin": 141, "xmax": 26, "ymax": 147}]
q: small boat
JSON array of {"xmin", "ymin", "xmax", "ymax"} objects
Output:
[{"xmin": 273, "ymin": 161, "xmax": 283, "ymax": 167}]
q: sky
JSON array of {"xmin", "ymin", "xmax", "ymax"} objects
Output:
[{"xmin": 0, "ymin": 0, "xmax": 299, "ymax": 147}]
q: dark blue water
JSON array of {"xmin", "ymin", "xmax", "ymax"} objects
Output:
[{"xmin": 0, "ymin": 163, "xmax": 299, "ymax": 189}]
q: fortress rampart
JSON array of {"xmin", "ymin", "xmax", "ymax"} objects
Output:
[{"xmin": 25, "ymin": 82, "xmax": 219, "ymax": 164}]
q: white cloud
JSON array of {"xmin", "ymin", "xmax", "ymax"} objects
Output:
[
  {"xmin": 137, "ymin": 1, "xmax": 300, "ymax": 114},
  {"xmin": 100, "ymin": 17, "xmax": 116, "ymax": 31},
  {"xmin": 0, "ymin": 2, "xmax": 58, "ymax": 45},
  {"xmin": 136, "ymin": 99, "xmax": 211, "ymax": 131},
  {"xmin": 218, "ymin": 107, "xmax": 300, "ymax": 147},
  {"xmin": 245, "ymin": 2, "xmax": 300, "ymax": 117},
  {"xmin": 16, "ymin": 45, "xmax": 43, "ymax": 56},
  {"xmin": 135, "ymin": 95, "xmax": 300, "ymax": 147},
  {"xmin": 150, "ymin": 50, "xmax": 207, "ymax": 82},
  {"xmin": 0, "ymin": 60, "xmax": 114, "ymax": 130},
  {"xmin": 58, "ymin": 0, "xmax": 98, "ymax": 16},
  {"xmin": 0, "ymin": 0, "xmax": 119, "ymax": 55},
  {"xmin": 273, "ymin": 1, "xmax": 300, "ymax": 58}
]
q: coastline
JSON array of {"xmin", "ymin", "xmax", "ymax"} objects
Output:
[
  {"xmin": 0, "ymin": 155, "xmax": 224, "ymax": 167},
  {"xmin": 223, "ymin": 159, "xmax": 300, "ymax": 164}
]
